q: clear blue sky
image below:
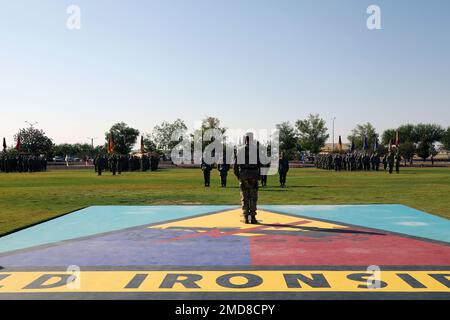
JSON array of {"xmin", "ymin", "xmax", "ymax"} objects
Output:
[{"xmin": 1, "ymin": 0, "xmax": 449, "ymax": 146}]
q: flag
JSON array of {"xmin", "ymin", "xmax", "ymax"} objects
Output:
[
  {"xmin": 15, "ymin": 136, "xmax": 21, "ymax": 151},
  {"xmin": 338, "ymin": 135, "xmax": 342, "ymax": 152},
  {"xmin": 107, "ymin": 132, "xmax": 115, "ymax": 154},
  {"xmin": 140, "ymin": 136, "xmax": 145, "ymax": 153},
  {"xmin": 350, "ymin": 140, "xmax": 355, "ymax": 153},
  {"xmin": 373, "ymin": 136, "xmax": 379, "ymax": 152},
  {"xmin": 395, "ymin": 130, "xmax": 399, "ymax": 147},
  {"xmin": 2, "ymin": 137, "xmax": 6, "ymax": 152},
  {"xmin": 363, "ymin": 136, "xmax": 369, "ymax": 151}
]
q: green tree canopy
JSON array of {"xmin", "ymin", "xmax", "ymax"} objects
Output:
[
  {"xmin": 414, "ymin": 123, "xmax": 444, "ymax": 144},
  {"xmin": 398, "ymin": 141, "xmax": 416, "ymax": 164},
  {"xmin": 276, "ymin": 121, "xmax": 298, "ymax": 159},
  {"xmin": 347, "ymin": 122, "xmax": 378, "ymax": 151},
  {"xmin": 440, "ymin": 127, "xmax": 450, "ymax": 152},
  {"xmin": 15, "ymin": 127, "xmax": 53, "ymax": 156},
  {"xmin": 53, "ymin": 143, "xmax": 95, "ymax": 158},
  {"xmin": 152, "ymin": 119, "xmax": 188, "ymax": 152},
  {"xmin": 105, "ymin": 122, "xmax": 140, "ymax": 154},
  {"xmin": 295, "ymin": 114, "xmax": 329, "ymax": 154},
  {"xmin": 416, "ymin": 141, "xmax": 431, "ymax": 161},
  {"xmin": 142, "ymin": 135, "xmax": 157, "ymax": 153}
]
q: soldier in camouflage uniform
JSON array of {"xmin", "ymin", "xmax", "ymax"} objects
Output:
[
  {"xmin": 109, "ymin": 154, "xmax": 118, "ymax": 175},
  {"xmin": 217, "ymin": 155, "xmax": 230, "ymax": 187},
  {"xmin": 387, "ymin": 148, "xmax": 395, "ymax": 174},
  {"xmin": 278, "ymin": 152, "xmax": 289, "ymax": 186},
  {"xmin": 201, "ymin": 158, "xmax": 213, "ymax": 187},
  {"xmin": 234, "ymin": 133, "xmax": 261, "ymax": 224}
]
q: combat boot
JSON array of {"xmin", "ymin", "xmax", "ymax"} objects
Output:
[{"xmin": 242, "ymin": 212, "xmax": 251, "ymax": 224}]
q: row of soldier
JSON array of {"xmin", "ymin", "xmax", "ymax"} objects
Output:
[
  {"xmin": 200, "ymin": 152, "xmax": 290, "ymax": 188},
  {"xmin": 315, "ymin": 148, "xmax": 402, "ymax": 174},
  {"xmin": 94, "ymin": 154, "xmax": 160, "ymax": 176},
  {"xmin": 0, "ymin": 155, "xmax": 47, "ymax": 173}
]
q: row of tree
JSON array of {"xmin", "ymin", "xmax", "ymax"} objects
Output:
[{"xmin": 2, "ymin": 116, "xmax": 450, "ymax": 162}]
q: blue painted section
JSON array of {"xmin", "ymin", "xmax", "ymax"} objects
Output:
[
  {"xmin": 260, "ymin": 205, "xmax": 450, "ymax": 243},
  {"xmin": 0, "ymin": 227, "xmax": 251, "ymax": 267},
  {"xmin": 0, "ymin": 205, "xmax": 236, "ymax": 254}
]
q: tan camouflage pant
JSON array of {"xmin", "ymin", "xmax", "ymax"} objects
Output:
[{"xmin": 240, "ymin": 178, "xmax": 259, "ymax": 216}]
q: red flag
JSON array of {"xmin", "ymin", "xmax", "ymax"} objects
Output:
[
  {"xmin": 15, "ymin": 136, "xmax": 21, "ymax": 151},
  {"xmin": 107, "ymin": 132, "xmax": 115, "ymax": 154},
  {"xmin": 395, "ymin": 130, "xmax": 399, "ymax": 147}
]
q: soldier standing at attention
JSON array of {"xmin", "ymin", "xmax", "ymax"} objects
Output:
[
  {"xmin": 260, "ymin": 162, "xmax": 269, "ymax": 187},
  {"xmin": 278, "ymin": 152, "xmax": 289, "ymax": 187},
  {"xmin": 387, "ymin": 148, "xmax": 395, "ymax": 174},
  {"xmin": 201, "ymin": 158, "xmax": 213, "ymax": 187},
  {"xmin": 217, "ymin": 156, "xmax": 230, "ymax": 187},
  {"xmin": 110, "ymin": 154, "xmax": 118, "ymax": 175},
  {"xmin": 382, "ymin": 154, "xmax": 388, "ymax": 171},
  {"xmin": 97, "ymin": 155, "xmax": 107, "ymax": 176},
  {"xmin": 395, "ymin": 150, "xmax": 402, "ymax": 174},
  {"xmin": 234, "ymin": 133, "xmax": 261, "ymax": 224}
]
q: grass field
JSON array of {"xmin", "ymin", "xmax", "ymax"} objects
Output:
[{"xmin": 0, "ymin": 167, "xmax": 449, "ymax": 235}]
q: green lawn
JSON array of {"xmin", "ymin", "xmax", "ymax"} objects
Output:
[{"xmin": 0, "ymin": 167, "xmax": 449, "ymax": 235}]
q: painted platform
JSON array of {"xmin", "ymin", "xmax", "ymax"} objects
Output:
[{"xmin": 0, "ymin": 205, "xmax": 449, "ymax": 300}]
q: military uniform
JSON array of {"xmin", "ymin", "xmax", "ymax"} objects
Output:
[
  {"xmin": 109, "ymin": 155, "xmax": 118, "ymax": 175},
  {"xmin": 387, "ymin": 151, "xmax": 395, "ymax": 174},
  {"xmin": 234, "ymin": 133, "xmax": 261, "ymax": 224},
  {"xmin": 278, "ymin": 154, "xmax": 289, "ymax": 186},
  {"xmin": 395, "ymin": 152, "xmax": 401, "ymax": 174},
  {"xmin": 201, "ymin": 160, "xmax": 213, "ymax": 187},
  {"xmin": 218, "ymin": 163, "xmax": 230, "ymax": 187}
]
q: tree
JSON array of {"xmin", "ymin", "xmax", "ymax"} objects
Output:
[
  {"xmin": 347, "ymin": 122, "xmax": 378, "ymax": 151},
  {"xmin": 295, "ymin": 114, "xmax": 329, "ymax": 154},
  {"xmin": 440, "ymin": 127, "xmax": 450, "ymax": 160},
  {"xmin": 142, "ymin": 135, "xmax": 157, "ymax": 153},
  {"xmin": 152, "ymin": 119, "xmax": 188, "ymax": 152},
  {"xmin": 200, "ymin": 116, "xmax": 226, "ymax": 135},
  {"xmin": 381, "ymin": 129, "xmax": 397, "ymax": 145},
  {"xmin": 414, "ymin": 123, "xmax": 444, "ymax": 144},
  {"xmin": 416, "ymin": 141, "xmax": 431, "ymax": 162},
  {"xmin": 105, "ymin": 122, "xmax": 140, "ymax": 154},
  {"xmin": 53, "ymin": 143, "xmax": 95, "ymax": 158},
  {"xmin": 397, "ymin": 124, "xmax": 417, "ymax": 143},
  {"xmin": 15, "ymin": 127, "xmax": 53, "ymax": 156},
  {"xmin": 276, "ymin": 122, "xmax": 298, "ymax": 159},
  {"xmin": 398, "ymin": 141, "xmax": 416, "ymax": 166}
]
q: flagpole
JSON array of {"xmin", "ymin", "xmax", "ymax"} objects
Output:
[{"xmin": 331, "ymin": 116, "xmax": 336, "ymax": 151}]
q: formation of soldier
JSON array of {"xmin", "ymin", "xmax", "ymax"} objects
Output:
[
  {"xmin": 200, "ymin": 152, "xmax": 290, "ymax": 189},
  {"xmin": 0, "ymin": 155, "xmax": 47, "ymax": 173},
  {"xmin": 315, "ymin": 147, "xmax": 401, "ymax": 174},
  {"xmin": 94, "ymin": 154, "xmax": 160, "ymax": 176},
  {"xmin": 200, "ymin": 133, "xmax": 292, "ymax": 224}
]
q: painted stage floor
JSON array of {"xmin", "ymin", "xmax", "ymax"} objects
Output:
[{"xmin": 0, "ymin": 205, "xmax": 449, "ymax": 300}]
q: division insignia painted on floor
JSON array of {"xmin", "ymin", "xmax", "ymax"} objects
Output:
[{"xmin": 0, "ymin": 205, "xmax": 449, "ymax": 299}]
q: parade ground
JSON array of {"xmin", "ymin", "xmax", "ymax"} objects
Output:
[
  {"xmin": 0, "ymin": 167, "xmax": 449, "ymax": 299},
  {"xmin": 1, "ymin": 167, "xmax": 449, "ymax": 236}
]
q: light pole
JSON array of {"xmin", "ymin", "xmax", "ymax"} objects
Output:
[
  {"xmin": 331, "ymin": 117, "xmax": 336, "ymax": 151},
  {"xmin": 87, "ymin": 137, "xmax": 97, "ymax": 148}
]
